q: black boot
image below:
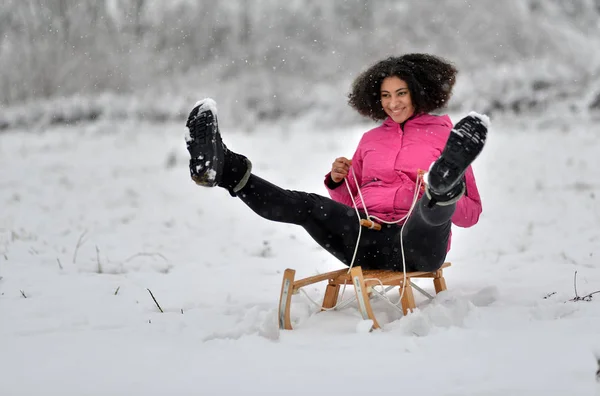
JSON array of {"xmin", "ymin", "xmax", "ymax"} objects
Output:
[
  {"xmin": 426, "ymin": 112, "xmax": 488, "ymax": 206},
  {"xmin": 220, "ymin": 148, "xmax": 252, "ymax": 197},
  {"xmin": 426, "ymin": 179, "xmax": 466, "ymax": 206},
  {"xmin": 185, "ymin": 98, "xmax": 252, "ymax": 196}
]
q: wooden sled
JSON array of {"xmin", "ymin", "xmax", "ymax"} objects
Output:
[{"xmin": 278, "ymin": 262, "xmax": 450, "ymax": 330}]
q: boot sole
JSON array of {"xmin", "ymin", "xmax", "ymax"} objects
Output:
[
  {"xmin": 185, "ymin": 101, "xmax": 224, "ymax": 187},
  {"xmin": 428, "ymin": 113, "xmax": 488, "ymax": 196}
]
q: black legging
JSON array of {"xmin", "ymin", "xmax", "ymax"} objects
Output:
[{"xmin": 237, "ymin": 174, "xmax": 454, "ymax": 272}]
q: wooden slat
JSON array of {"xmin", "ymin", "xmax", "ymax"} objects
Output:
[
  {"xmin": 433, "ymin": 276, "xmax": 447, "ymax": 294},
  {"xmin": 292, "ymin": 268, "xmax": 349, "ymax": 289},
  {"xmin": 330, "ymin": 262, "xmax": 451, "ymax": 285},
  {"xmin": 350, "ymin": 267, "xmax": 380, "ymax": 330},
  {"xmin": 400, "ymin": 282, "xmax": 416, "ymax": 315},
  {"xmin": 364, "ymin": 278, "xmax": 401, "ymax": 287},
  {"xmin": 322, "ymin": 283, "xmax": 340, "ymax": 310}
]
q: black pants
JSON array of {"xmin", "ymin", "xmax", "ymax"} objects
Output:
[{"xmin": 237, "ymin": 175, "xmax": 454, "ymax": 272}]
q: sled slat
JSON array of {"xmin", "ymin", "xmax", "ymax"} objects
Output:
[{"xmin": 292, "ymin": 269, "xmax": 349, "ymax": 289}]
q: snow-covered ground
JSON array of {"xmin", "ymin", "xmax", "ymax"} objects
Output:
[{"xmin": 1, "ymin": 113, "xmax": 600, "ymax": 395}]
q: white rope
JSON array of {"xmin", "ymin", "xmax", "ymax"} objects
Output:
[
  {"xmin": 362, "ymin": 278, "xmax": 404, "ymax": 314},
  {"xmin": 344, "ymin": 168, "xmax": 424, "ymax": 303},
  {"xmin": 298, "ymin": 287, "xmax": 356, "ymax": 311},
  {"xmin": 369, "ymin": 287, "xmax": 406, "ymax": 313},
  {"xmin": 300, "ymin": 279, "xmax": 404, "ymax": 314},
  {"xmin": 344, "ymin": 174, "xmax": 366, "ymax": 273},
  {"xmin": 299, "ymin": 169, "xmax": 425, "ymax": 314},
  {"xmin": 294, "ymin": 169, "xmax": 367, "ymax": 312}
]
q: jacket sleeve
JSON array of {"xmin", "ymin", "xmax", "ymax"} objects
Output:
[
  {"xmin": 323, "ymin": 139, "xmax": 364, "ymax": 207},
  {"xmin": 451, "ymin": 165, "xmax": 482, "ymax": 227}
]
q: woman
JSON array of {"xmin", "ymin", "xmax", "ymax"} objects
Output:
[{"xmin": 185, "ymin": 53, "xmax": 488, "ymax": 272}]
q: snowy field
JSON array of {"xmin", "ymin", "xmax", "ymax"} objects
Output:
[{"xmin": 1, "ymin": 113, "xmax": 600, "ymax": 395}]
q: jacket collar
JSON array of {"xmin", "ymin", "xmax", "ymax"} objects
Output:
[{"xmin": 382, "ymin": 113, "xmax": 452, "ymax": 131}]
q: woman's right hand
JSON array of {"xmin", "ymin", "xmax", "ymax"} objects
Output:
[{"xmin": 330, "ymin": 157, "xmax": 352, "ymax": 183}]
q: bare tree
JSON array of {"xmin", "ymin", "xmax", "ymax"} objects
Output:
[{"xmin": 0, "ymin": 0, "xmax": 599, "ymax": 124}]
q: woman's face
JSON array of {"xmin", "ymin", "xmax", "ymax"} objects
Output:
[{"xmin": 380, "ymin": 76, "xmax": 415, "ymax": 124}]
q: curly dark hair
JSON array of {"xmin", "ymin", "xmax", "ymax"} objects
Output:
[{"xmin": 348, "ymin": 53, "xmax": 458, "ymax": 121}]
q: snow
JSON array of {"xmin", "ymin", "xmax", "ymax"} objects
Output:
[
  {"xmin": 194, "ymin": 98, "xmax": 218, "ymax": 117},
  {"xmin": 1, "ymin": 114, "xmax": 600, "ymax": 395},
  {"xmin": 468, "ymin": 111, "xmax": 491, "ymax": 129}
]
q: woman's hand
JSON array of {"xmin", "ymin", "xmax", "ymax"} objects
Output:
[{"xmin": 330, "ymin": 157, "xmax": 352, "ymax": 183}]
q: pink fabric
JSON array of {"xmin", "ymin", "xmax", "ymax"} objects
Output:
[{"xmin": 324, "ymin": 113, "xmax": 482, "ymax": 250}]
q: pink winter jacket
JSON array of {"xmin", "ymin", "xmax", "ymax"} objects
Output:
[{"xmin": 324, "ymin": 114, "xmax": 482, "ymax": 249}]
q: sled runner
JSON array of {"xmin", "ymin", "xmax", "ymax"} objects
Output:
[{"xmin": 278, "ymin": 262, "xmax": 450, "ymax": 330}]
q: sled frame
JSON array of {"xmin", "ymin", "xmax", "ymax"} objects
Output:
[{"xmin": 278, "ymin": 262, "xmax": 450, "ymax": 330}]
